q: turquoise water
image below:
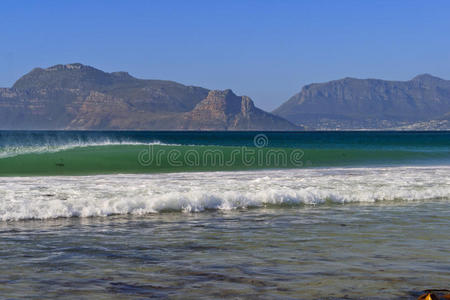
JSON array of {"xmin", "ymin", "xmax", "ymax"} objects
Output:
[
  {"xmin": 0, "ymin": 131, "xmax": 449, "ymax": 299},
  {"xmin": 0, "ymin": 131, "xmax": 449, "ymax": 176}
]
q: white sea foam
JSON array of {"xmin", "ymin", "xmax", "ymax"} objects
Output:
[
  {"xmin": 0, "ymin": 140, "xmax": 175, "ymax": 158},
  {"xmin": 0, "ymin": 166, "xmax": 449, "ymax": 221}
]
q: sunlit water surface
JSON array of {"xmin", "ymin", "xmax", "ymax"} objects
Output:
[{"xmin": 1, "ymin": 201, "xmax": 449, "ymax": 299}]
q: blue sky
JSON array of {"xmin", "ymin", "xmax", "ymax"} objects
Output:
[{"xmin": 1, "ymin": 0, "xmax": 450, "ymax": 110}]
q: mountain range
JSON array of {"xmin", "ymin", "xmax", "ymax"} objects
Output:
[
  {"xmin": 0, "ymin": 63, "xmax": 297, "ymax": 130},
  {"xmin": 1, "ymin": 63, "xmax": 449, "ymax": 130},
  {"xmin": 273, "ymin": 74, "xmax": 450, "ymax": 130}
]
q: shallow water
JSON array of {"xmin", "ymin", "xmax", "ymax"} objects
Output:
[{"xmin": 0, "ymin": 201, "xmax": 449, "ymax": 299}]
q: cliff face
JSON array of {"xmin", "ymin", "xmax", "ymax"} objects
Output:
[
  {"xmin": 0, "ymin": 63, "xmax": 297, "ymax": 130},
  {"xmin": 274, "ymin": 74, "xmax": 450, "ymax": 129},
  {"xmin": 182, "ymin": 90, "xmax": 298, "ymax": 130},
  {"xmin": 0, "ymin": 87, "xmax": 85, "ymax": 129}
]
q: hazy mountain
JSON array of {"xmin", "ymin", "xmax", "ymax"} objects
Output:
[
  {"xmin": 0, "ymin": 63, "xmax": 298, "ymax": 130},
  {"xmin": 273, "ymin": 74, "xmax": 450, "ymax": 130},
  {"xmin": 181, "ymin": 90, "xmax": 297, "ymax": 130}
]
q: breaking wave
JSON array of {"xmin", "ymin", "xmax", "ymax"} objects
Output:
[
  {"xmin": 1, "ymin": 166, "xmax": 449, "ymax": 221},
  {"xmin": 0, "ymin": 140, "xmax": 172, "ymax": 159}
]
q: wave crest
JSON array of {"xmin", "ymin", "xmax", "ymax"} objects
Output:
[
  {"xmin": 1, "ymin": 166, "xmax": 449, "ymax": 221},
  {"xmin": 0, "ymin": 140, "xmax": 173, "ymax": 158}
]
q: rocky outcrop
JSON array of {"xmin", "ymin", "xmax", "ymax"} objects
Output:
[
  {"xmin": 274, "ymin": 74, "xmax": 450, "ymax": 129},
  {"xmin": 181, "ymin": 90, "xmax": 298, "ymax": 130}
]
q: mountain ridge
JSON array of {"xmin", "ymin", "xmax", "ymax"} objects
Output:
[
  {"xmin": 0, "ymin": 63, "xmax": 298, "ymax": 130},
  {"xmin": 3, "ymin": 64, "xmax": 449, "ymax": 130},
  {"xmin": 273, "ymin": 74, "xmax": 450, "ymax": 130}
]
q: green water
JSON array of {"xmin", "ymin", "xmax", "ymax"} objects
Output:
[{"xmin": 0, "ymin": 131, "xmax": 449, "ymax": 176}]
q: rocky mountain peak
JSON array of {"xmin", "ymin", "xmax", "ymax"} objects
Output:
[
  {"xmin": 412, "ymin": 73, "xmax": 442, "ymax": 80},
  {"xmin": 46, "ymin": 63, "xmax": 88, "ymax": 71},
  {"xmin": 183, "ymin": 90, "xmax": 297, "ymax": 130},
  {"xmin": 411, "ymin": 73, "xmax": 443, "ymax": 84},
  {"xmin": 198, "ymin": 90, "xmax": 256, "ymax": 115},
  {"xmin": 195, "ymin": 89, "xmax": 243, "ymax": 115},
  {"xmin": 12, "ymin": 63, "xmax": 115, "ymax": 91},
  {"xmin": 12, "ymin": 63, "xmax": 164, "ymax": 92},
  {"xmin": 206, "ymin": 89, "xmax": 237, "ymax": 101}
]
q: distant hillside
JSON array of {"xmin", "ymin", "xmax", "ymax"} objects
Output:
[
  {"xmin": 181, "ymin": 90, "xmax": 297, "ymax": 130},
  {"xmin": 273, "ymin": 74, "xmax": 450, "ymax": 130},
  {"xmin": 0, "ymin": 63, "xmax": 298, "ymax": 130}
]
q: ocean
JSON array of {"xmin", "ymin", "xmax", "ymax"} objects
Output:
[{"xmin": 0, "ymin": 131, "xmax": 449, "ymax": 299}]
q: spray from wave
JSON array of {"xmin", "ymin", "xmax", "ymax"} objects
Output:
[{"xmin": 0, "ymin": 140, "xmax": 176, "ymax": 159}]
